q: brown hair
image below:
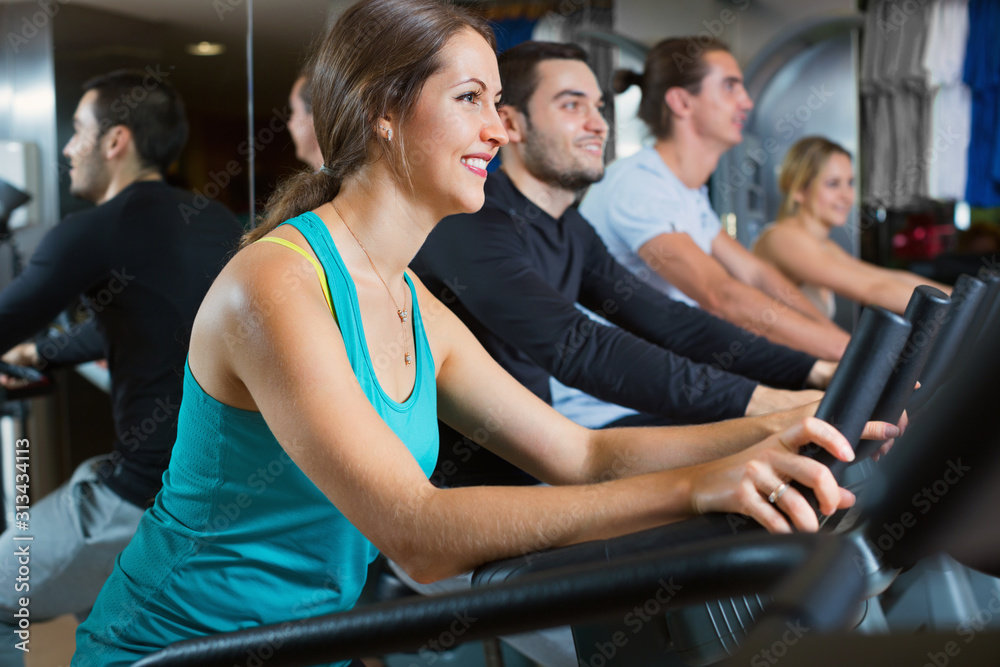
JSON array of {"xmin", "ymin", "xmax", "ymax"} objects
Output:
[
  {"xmin": 613, "ymin": 36, "xmax": 730, "ymax": 140},
  {"xmin": 497, "ymin": 41, "xmax": 588, "ymax": 116},
  {"xmin": 245, "ymin": 0, "xmax": 495, "ymax": 245},
  {"xmin": 777, "ymin": 136, "xmax": 852, "ymax": 220}
]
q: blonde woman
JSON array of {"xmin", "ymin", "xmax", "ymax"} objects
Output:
[{"xmin": 754, "ymin": 137, "xmax": 950, "ymax": 316}]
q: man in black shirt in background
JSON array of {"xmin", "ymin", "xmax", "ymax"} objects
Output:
[
  {"xmin": 412, "ymin": 42, "xmax": 836, "ymax": 487},
  {"xmin": 0, "ymin": 70, "xmax": 241, "ymax": 663}
]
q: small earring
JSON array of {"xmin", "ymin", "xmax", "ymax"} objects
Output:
[{"xmin": 385, "ymin": 127, "xmax": 393, "ymax": 141}]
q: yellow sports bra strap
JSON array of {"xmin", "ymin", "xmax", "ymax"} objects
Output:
[{"xmin": 254, "ymin": 237, "xmax": 336, "ymax": 319}]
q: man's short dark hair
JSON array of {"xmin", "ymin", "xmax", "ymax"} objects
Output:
[
  {"xmin": 83, "ymin": 69, "xmax": 188, "ymax": 173},
  {"xmin": 497, "ymin": 41, "xmax": 588, "ymax": 116}
]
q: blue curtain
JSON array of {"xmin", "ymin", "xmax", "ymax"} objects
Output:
[{"xmin": 963, "ymin": 0, "xmax": 1000, "ymax": 206}]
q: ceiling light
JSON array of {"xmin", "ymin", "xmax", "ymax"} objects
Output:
[{"xmin": 186, "ymin": 41, "xmax": 226, "ymax": 56}]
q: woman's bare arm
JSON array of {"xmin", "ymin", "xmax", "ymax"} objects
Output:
[
  {"xmin": 756, "ymin": 224, "xmax": 951, "ymax": 315},
  {"xmin": 189, "ymin": 241, "xmax": 859, "ymax": 584}
]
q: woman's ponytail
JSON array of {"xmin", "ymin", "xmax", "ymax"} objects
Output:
[
  {"xmin": 612, "ymin": 68, "xmax": 643, "ymax": 94},
  {"xmin": 241, "ymin": 169, "xmax": 340, "ymax": 247}
]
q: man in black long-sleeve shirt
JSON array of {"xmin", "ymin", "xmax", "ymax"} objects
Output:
[
  {"xmin": 0, "ymin": 70, "xmax": 241, "ymax": 663},
  {"xmin": 412, "ymin": 43, "xmax": 834, "ymax": 486}
]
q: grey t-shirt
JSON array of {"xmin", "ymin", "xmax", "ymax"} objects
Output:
[{"xmin": 580, "ymin": 146, "xmax": 722, "ymax": 307}]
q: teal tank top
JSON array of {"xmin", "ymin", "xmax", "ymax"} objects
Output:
[{"xmin": 73, "ymin": 213, "xmax": 438, "ymax": 667}]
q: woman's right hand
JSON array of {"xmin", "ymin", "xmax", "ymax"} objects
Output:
[{"xmin": 687, "ymin": 417, "xmax": 857, "ymax": 533}]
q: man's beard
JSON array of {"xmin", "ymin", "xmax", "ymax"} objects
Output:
[
  {"xmin": 69, "ymin": 148, "xmax": 111, "ymax": 203},
  {"xmin": 522, "ymin": 121, "xmax": 603, "ymax": 193}
]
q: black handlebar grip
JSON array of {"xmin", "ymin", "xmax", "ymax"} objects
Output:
[
  {"xmin": 975, "ymin": 273, "xmax": 1000, "ymax": 346},
  {"xmin": 966, "ymin": 272, "xmax": 1000, "ymax": 345},
  {"xmin": 791, "ymin": 306, "xmax": 911, "ymax": 512},
  {"xmin": 854, "ymin": 286, "xmax": 951, "ymax": 461},
  {"xmin": 0, "ymin": 361, "xmax": 47, "ymax": 385},
  {"xmin": 918, "ymin": 274, "xmax": 987, "ymax": 394}
]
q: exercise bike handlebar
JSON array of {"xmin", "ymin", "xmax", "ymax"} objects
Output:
[
  {"xmin": 916, "ymin": 274, "xmax": 987, "ymax": 397},
  {"xmin": 134, "ymin": 532, "xmax": 842, "ymax": 667},
  {"xmin": 855, "ymin": 286, "xmax": 950, "ymax": 461},
  {"xmin": 791, "ymin": 306, "xmax": 911, "ymax": 511},
  {"xmin": 475, "ymin": 304, "xmax": 915, "ymax": 585}
]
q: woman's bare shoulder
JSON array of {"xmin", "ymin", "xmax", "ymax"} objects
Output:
[
  {"xmin": 208, "ymin": 231, "xmax": 321, "ymax": 316},
  {"xmin": 189, "ymin": 231, "xmax": 344, "ymax": 409},
  {"xmin": 758, "ymin": 222, "xmax": 824, "ymax": 254},
  {"xmin": 192, "ymin": 234, "xmax": 331, "ymax": 359}
]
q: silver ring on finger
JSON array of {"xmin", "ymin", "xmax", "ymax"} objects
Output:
[{"xmin": 767, "ymin": 482, "xmax": 789, "ymax": 505}]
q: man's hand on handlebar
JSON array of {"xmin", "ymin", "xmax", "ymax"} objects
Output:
[
  {"xmin": 806, "ymin": 360, "xmax": 837, "ymax": 389},
  {"xmin": 1, "ymin": 343, "xmax": 40, "ymax": 389},
  {"xmin": 745, "ymin": 386, "xmax": 824, "ymax": 416},
  {"xmin": 3, "ymin": 342, "xmax": 39, "ymax": 368}
]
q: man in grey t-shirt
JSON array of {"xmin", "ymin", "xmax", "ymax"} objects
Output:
[{"xmin": 581, "ymin": 38, "xmax": 849, "ymax": 362}]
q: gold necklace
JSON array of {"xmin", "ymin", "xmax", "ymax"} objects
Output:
[{"xmin": 333, "ymin": 202, "xmax": 412, "ymax": 366}]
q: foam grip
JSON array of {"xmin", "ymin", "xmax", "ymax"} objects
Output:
[
  {"xmin": 0, "ymin": 361, "xmax": 47, "ymax": 384},
  {"xmin": 791, "ymin": 306, "xmax": 911, "ymax": 511},
  {"xmin": 967, "ymin": 272, "xmax": 1000, "ymax": 344},
  {"xmin": 854, "ymin": 286, "xmax": 950, "ymax": 461},
  {"xmin": 974, "ymin": 273, "xmax": 1000, "ymax": 346},
  {"xmin": 917, "ymin": 274, "xmax": 987, "ymax": 395}
]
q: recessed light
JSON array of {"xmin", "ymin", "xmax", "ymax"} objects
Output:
[{"xmin": 186, "ymin": 41, "xmax": 226, "ymax": 56}]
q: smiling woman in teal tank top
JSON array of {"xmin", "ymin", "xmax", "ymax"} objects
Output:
[
  {"xmin": 73, "ymin": 213, "xmax": 438, "ymax": 666},
  {"xmin": 73, "ymin": 2, "xmax": 871, "ymax": 665}
]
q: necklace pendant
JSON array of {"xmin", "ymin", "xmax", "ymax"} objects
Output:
[
  {"xmin": 404, "ymin": 352, "xmax": 412, "ymax": 365},
  {"xmin": 398, "ymin": 309, "xmax": 408, "ymax": 323}
]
